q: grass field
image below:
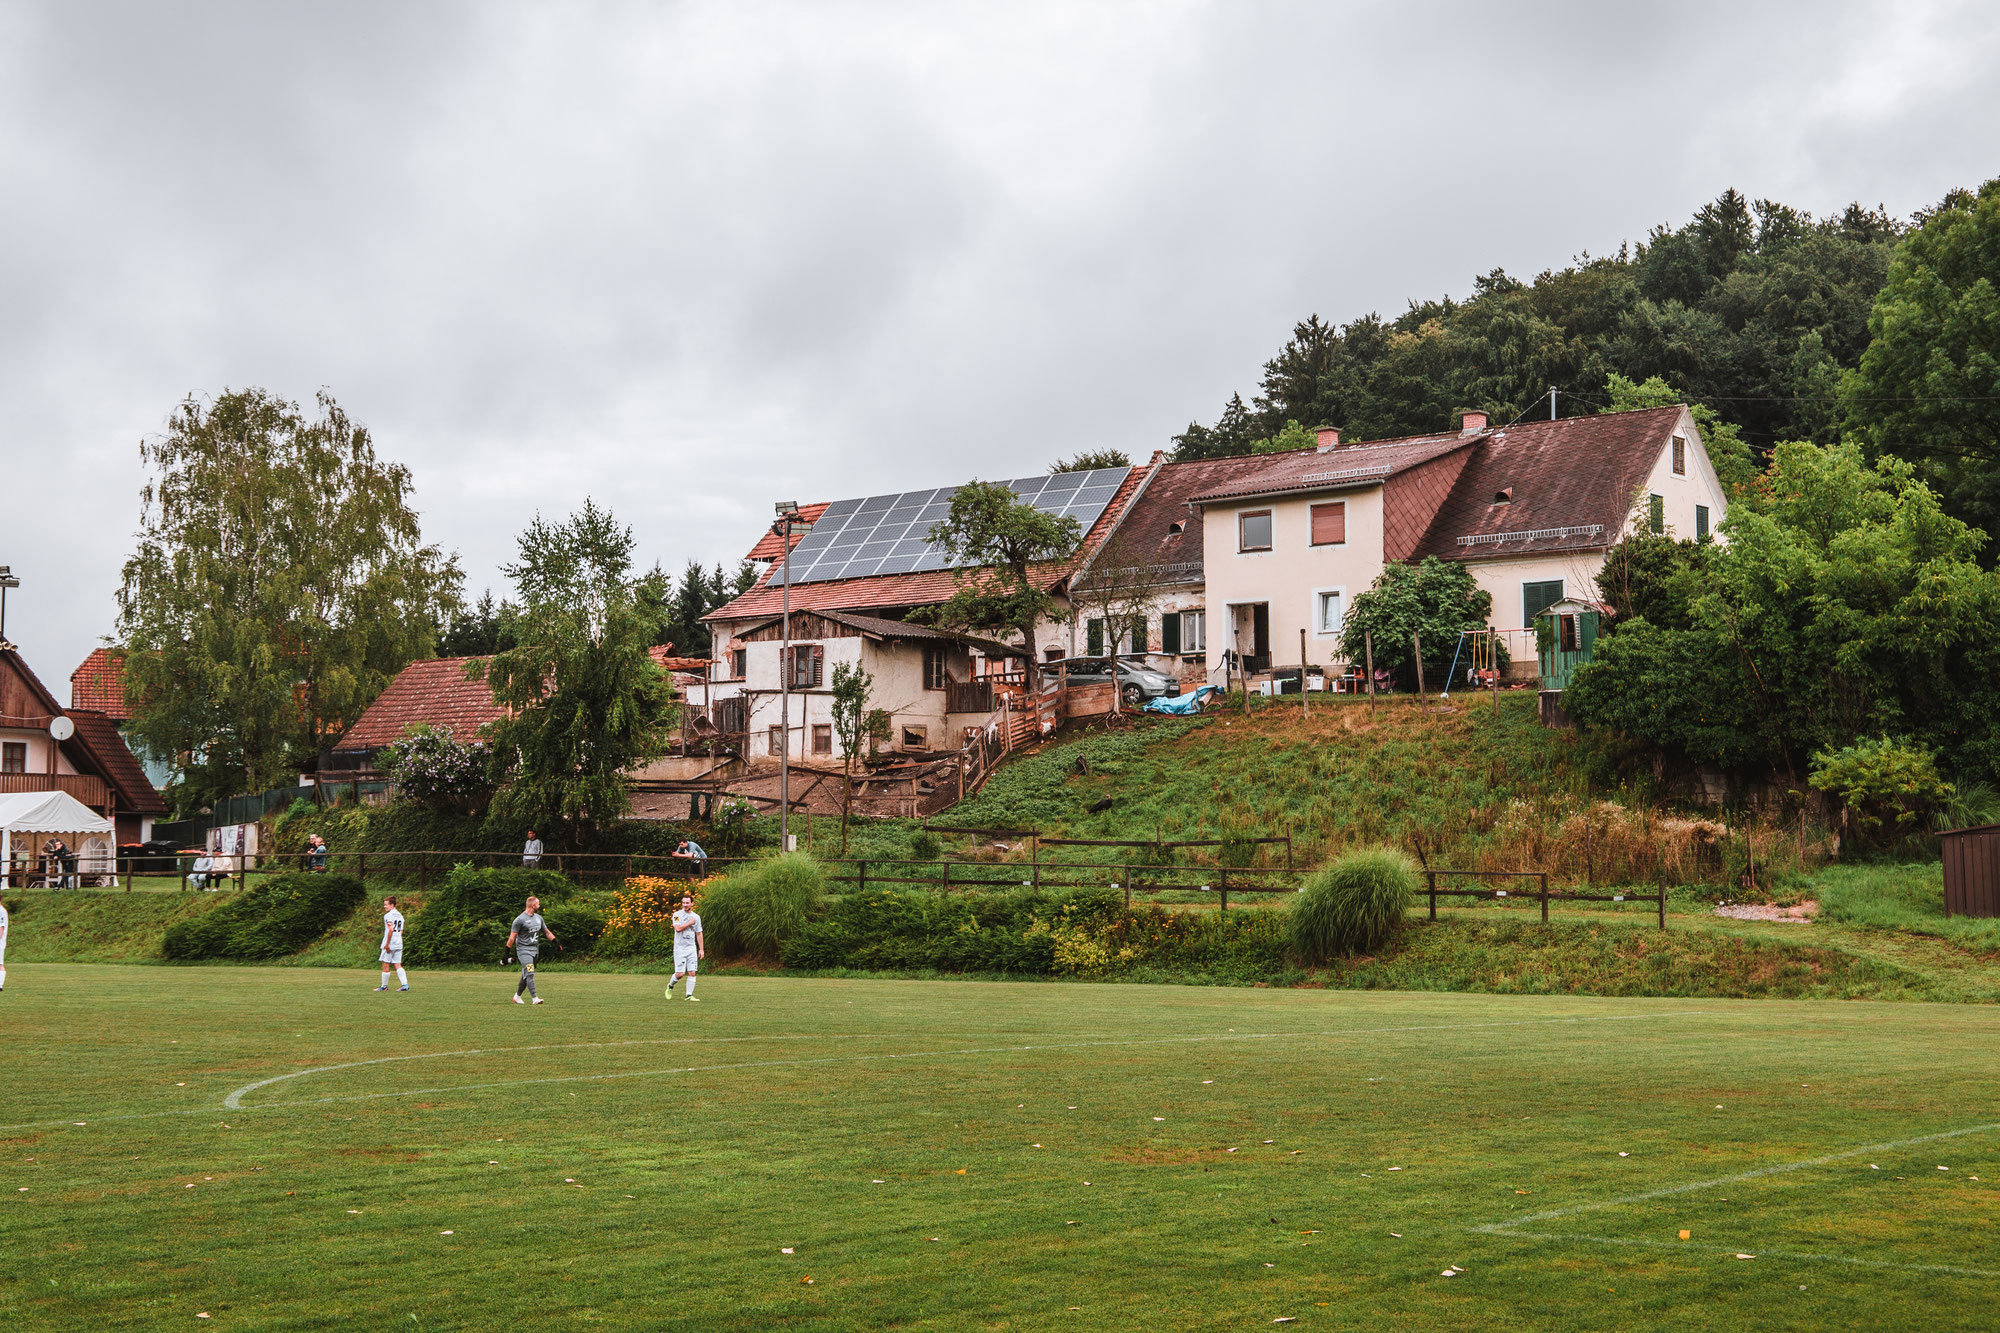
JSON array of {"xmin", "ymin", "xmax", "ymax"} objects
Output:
[{"xmin": 4, "ymin": 966, "xmax": 1998, "ymax": 1330}]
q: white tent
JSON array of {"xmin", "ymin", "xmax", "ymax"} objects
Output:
[{"xmin": 0, "ymin": 790, "xmax": 116, "ymax": 887}]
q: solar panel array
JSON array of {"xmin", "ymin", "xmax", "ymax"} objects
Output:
[{"xmin": 772, "ymin": 467, "xmax": 1130, "ymax": 586}]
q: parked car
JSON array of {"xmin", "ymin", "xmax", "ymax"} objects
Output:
[{"xmin": 1055, "ymin": 656, "xmax": 1180, "ymax": 708}]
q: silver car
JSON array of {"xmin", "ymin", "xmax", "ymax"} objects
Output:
[{"xmin": 1056, "ymin": 656, "xmax": 1180, "ymax": 708}]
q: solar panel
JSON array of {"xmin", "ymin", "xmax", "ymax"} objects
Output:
[{"xmin": 772, "ymin": 467, "xmax": 1130, "ymax": 585}]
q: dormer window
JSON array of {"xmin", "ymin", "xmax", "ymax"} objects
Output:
[
  {"xmin": 1168, "ymin": 520, "xmax": 1185, "ymax": 535},
  {"xmin": 1492, "ymin": 488, "xmax": 1513, "ymax": 504}
]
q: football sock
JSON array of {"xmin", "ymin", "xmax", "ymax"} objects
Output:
[
  {"xmin": 684, "ymin": 975, "xmax": 696, "ymax": 997},
  {"xmin": 0, "ymin": 965, "xmax": 7, "ymax": 988},
  {"xmin": 395, "ymin": 967, "xmax": 407, "ymax": 987}
]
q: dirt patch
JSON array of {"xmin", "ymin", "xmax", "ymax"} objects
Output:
[{"xmin": 1714, "ymin": 899, "xmax": 1818, "ymax": 923}]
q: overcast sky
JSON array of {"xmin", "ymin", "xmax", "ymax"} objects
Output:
[{"xmin": 4, "ymin": 0, "xmax": 1996, "ymax": 688}]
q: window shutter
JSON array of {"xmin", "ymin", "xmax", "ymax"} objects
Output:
[
  {"xmin": 1161, "ymin": 613, "xmax": 1181, "ymax": 655},
  {"xmin": 1310, "ymin": 502, "xmax": 1346, "ymax": 545},
  {"xmin": 1696, "ymin": 504, "xmax": 1710, "ymax": 540},
  {"xmin": 1648, "ymin": 494, "xmax": 1664, "ymax": 534},
  {"xmin": 1086, "ymin": 618, "xmax": 1104, "ymax": 656},
  {"xmin": 811, "ymin": 645, "xmax": 824, "ymax": 688},
  {"xmin": 1130, "ymin": 616, "xmax": 1147, "ymax": 654},
  {"xmin": 1672, "ymin": 436, "xmax": 1686, "ymax": 475}
]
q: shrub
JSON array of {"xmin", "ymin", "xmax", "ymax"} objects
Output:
[
  {"xmin": 539, "ymin": 902, "xmax": 604, "ymax": 954},
  {"xmin": 405, "ymin": 864, "xmax": 575, "ymax": 965},
  {"xmin": 909, "ymin": 830, "xmax": 942, "ymax": 861},
  {"xmin": 1809, "ymin": 736, "xmax": 1954, "ymax": 851},
  {"xmin": 162, "ymin": 872, "xmax": 366, "ymax": 960},
  {"xmin": 596, "ymin": 875, "xmax": 690, "ymax": 958},
  {"xmin": 381, "ymin": 724, "xmax": 491, "ymax": 812},
  {"xmin": 702, "ymin": 853, "xmax": 827, "ymax": 961},
  {"xmin": 782, "ymin": 885, "xmax": 1119, "ymax": 973},
  {"xmin": 707, "ymin": 798, "xmax": 758, "ymax": 856},
  {"xmin": 1290, "ymin": 848, "xmax": 1419, "ymax": 963}
]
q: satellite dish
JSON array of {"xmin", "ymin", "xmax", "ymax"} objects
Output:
[{"xmin": 49, "ymin": 716, "xmax": 75, "ymax": 741}]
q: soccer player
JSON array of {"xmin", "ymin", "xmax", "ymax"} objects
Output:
[
  {"xmin": 373, "ymin": 896, "xmax": 408, "ymax": 992},
  {"xmin": 507, "ymin": 895, "xmax": 557, "ymax": 1005},
  {"xmin": 666, "ymin": 893, "xmax": 704, "ymax": 1002},
  {"xmin": 0, "ymin": 896, "xmax": 8, "ymax": 991}
]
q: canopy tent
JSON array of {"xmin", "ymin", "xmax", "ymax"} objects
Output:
[{"xmin": 0, "ymin": 790, "xmax": 116, "ymax": 887}]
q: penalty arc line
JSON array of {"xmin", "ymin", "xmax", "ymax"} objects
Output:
[{"xmin": 1473, "ymin": 1120, "xmax": 2000, "ymax": 1279}]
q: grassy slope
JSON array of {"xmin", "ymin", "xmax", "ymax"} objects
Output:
[
  {"xmin": 5, "ymin": 968, "xmax": 2000, "ymax": 1331},
  {"xmin": 0, "ymin": 891, "xmax": 223, "ymax": 963}
]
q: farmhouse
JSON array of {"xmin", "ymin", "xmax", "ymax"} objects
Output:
[{"xmin": 0, "ymin": 645, "xmax": 166, "ymax": 860}]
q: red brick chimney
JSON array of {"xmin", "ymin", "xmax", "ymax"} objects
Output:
[
  {"xmin": 1460, "ymin": 410, "xmax": 1489, "ymax": 435},
  {"xmin": 1314, "ymin": 425, "xmax": 1341, "ymax": 452}
]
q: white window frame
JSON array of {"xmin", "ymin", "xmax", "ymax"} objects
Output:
[
  {"xmin": 1179, "ymin": 609, "xmax": 1206, "ymax": 654},
  {"xmin": 1311, "ymin": 586, "xmax": 1347, "ymax": 637},
  {"xmin": 1237, "ymin": 509, "xmax": 1273, "ymax": 553}
]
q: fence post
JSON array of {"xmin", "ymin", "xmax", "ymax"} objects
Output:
[
  {"xmin": 418, "ymin": 851, "xmax": 429, "ymax": 895},
  {"xmin": 1032, "ymin": 841, "xmax": 1040, "ymax": 890},
  {"xmin": 1219, "ymin": 866, "xmax": 1229, "ymax": 912},
  {"xmin": 1412, "ymin": 632, "xmax": 1426, "ymax": 702},
  {"xmin": 357, "ymin": 851, "xmax": 366, "ymax": 884},
  {"xmin": 1540, "ymin": 872, "xmax": 1548, "ymax": 924},
  {"xmin": 125, "ymin": 856, "xmax": 132, "ymax": 892},
  {"xmin": 1658, "ymin": 880, "xmax": 1667, "ymax": 930},
  {"xmin": 1364, "ymin": 630, "xmax": 1377, "ymax": 711},
  {"xmin": 858, "ymin": 860, "xmax": 867, "ymax": 895},
  {"xmin": 181, "ymin": 857, "xmax": 189, "ymax": 892},
  {"xmin": 1285, "ymin": 828, "xmax": 1293, "ymax": 870},
  {"xmin": 942, "ymin": 860, "xmax": 951, "ymax": 893},
  {"xmin": 1427, "ymin": 870, "xmax": 1437, "ymax": 920}
]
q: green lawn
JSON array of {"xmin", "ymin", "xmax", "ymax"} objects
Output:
[{"xmin": 3, "ymin": 967, "xmax": 1997, "ymax": 1330}]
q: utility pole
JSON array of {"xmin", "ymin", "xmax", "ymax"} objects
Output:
[
  {"xmin": 1299, "ymin": 627, "xmax": 1309, "ymax": 719},
  {"xmin": 774, "ymin": 502, "xmax": 802, "ymax": 851},
  {"xmin": 0, "ymin": 566, "xmax": 17, "ymax": 649}
]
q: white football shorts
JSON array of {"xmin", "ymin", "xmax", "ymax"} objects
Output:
[
  {"xmin": 379, "ymin": 946, "xmax": 403, "ymax": 965},
  {"xmin": 673, "ymin": 948, "xmax": 699, "ymax": 974}
]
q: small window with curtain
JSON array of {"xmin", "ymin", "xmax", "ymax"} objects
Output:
[
  {"xmin": 1085, "ymin": 618, "xmax": 1104, "ymax": 656},
  {"xmin": 1523, "ymin": 579, "xmax": 1564, "ymax": 624},
  {"xmin": 729, "ymin": 648, "xmax": 746, "ymax": 678},
  {"xmin": 1672, "ymin": 436, "xmax": 1687, "ymax": 475},
  {"xmin": 787, "ymin": 644, "xmax": 824, "ymax": 689},
  {"xmin": 1314, "ymin": 590, "xmax": 1343, "ymax": 635},
  {"xmin": 1181, "ymin": 610, "xmax": 1205, "ymax": 653},
  {"xmin": 922, "ymin": 645, "xmax": 947, "ymax": 690},
  {"xmin": 1238, "ymin": 510, "xmax": 1272, "ymax": 552},
  {"xmin": 1559, "ymin": 615, "xmax": 1579, "ymax": 652},
  {"xmin": 0, "ymin": 741, "xmax": 24, "ymax": 774},
  {"xmin": 900, "ymin": 724, "xmax": 927, "ymax": 750},
  {"xmin": 1309, "ymin": 501, "xmax": 1346, "ymax": 546},
  {"xmin": 1648, "ymin": 494, "xmax": 1665, "ymax": 534},
  {"xmin": 811, "ymin": 724, "xmax": 832, "ymax": 755},
  {"xmin": 1696, "ymin": 504, "xmax": 1710, "ymax": 540}
]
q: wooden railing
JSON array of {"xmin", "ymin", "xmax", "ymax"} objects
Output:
[
  {"xmin": 944, "ymin": 679, "xmax": 994, "ymax": 714},
  {"xmin": 0, "ymin": 772, "xmax": 110, "ymax": 805}
]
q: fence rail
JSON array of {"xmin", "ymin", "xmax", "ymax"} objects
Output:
[{"xmin": 1422, "ymin": 868, "xmax": 1666, "ymax": 928}]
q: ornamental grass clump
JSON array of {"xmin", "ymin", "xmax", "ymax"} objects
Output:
[
  {"xmin": 700, "ymin": 853, "xmax": 827, "ymax": 961},
  {"xmin": 1290, "ymin": 848, "xmax": 1419, "ymax": 964}
]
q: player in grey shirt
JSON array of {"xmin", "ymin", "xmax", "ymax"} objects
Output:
[{"xmin": 506, "ymin": 895, "xmax": 559, "ymax": 1005}]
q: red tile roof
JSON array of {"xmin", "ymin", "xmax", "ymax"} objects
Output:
[
  {"xmin": 333, "ymin": 657, "xmax": 508, "ymax": 751},
  {"xmin": 64, "ymin": 708, "xmax": 167, "ymax": 814},
  {"xmin": 1409, "ymin": 406, "xmax": 1687, "ymax": 560},
  {"xmin": 1187, "ymin": 433, "xmax": 1476, "ymax": 505},
  {"xmin": 743, "ymin": 502, "xmax": 832, "ymax": 562},
  {"xmin": 70, "ymin": 648, "xmax": 131, "ymax": 718},
  {"xmin": 704, "ymin": 464, "xmax": 1149, "ymax": 625},
  {"xmin": 1079, "ymin": 452, "xmax": 1272, "ymax": 586}
]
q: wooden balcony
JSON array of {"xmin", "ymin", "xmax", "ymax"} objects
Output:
[{"xmin": 0, "ymin": 772, "xmax": 110, "ymax": 808}]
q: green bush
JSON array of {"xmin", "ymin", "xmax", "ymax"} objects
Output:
[
  {"xmin": 405, "ymin": 864, "xmax": 575, "ymax": 965},
  {"xmin": 162, "ymin": 872, "xmax": 366, "ymax": 960},
  {"xmin": 701, "ymin": 853, "xmax": 827, "ymax": 961},
  {"xmin": 1809, "ymin": 736, "xmax": 1954, "ymax": 851},
  {"xmin": 908, "ymin": 831, "xmax": 942, "ymax": 861},
  {"xmin": 782, "ymin": 885, "xmax": 1121, "ymax": 973},
  {"xmin": 539, "ymin": 902, "xmax": 604, "ymax": 954},
  {"xmin": 1290, "ymin": 848, "xmax": 1419, "ymax": 963}
]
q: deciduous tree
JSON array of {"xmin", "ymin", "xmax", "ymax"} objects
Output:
[{"xmin": 917, "ymin": 481, "xmax": 1083, "ymax": 666}]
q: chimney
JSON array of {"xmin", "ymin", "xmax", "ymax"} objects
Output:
[
  {"xmin": 1460, "ymin": 410, "xmax": 1489, "ymax": 435},
  {"xmin": 1314, "ymin": 424, "xmax": 1341, "ymax": 452}
]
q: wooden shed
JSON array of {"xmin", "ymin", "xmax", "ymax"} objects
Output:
[
  {"xmin": 1941, "ymin": 823, "xmax": 2000, "ymax": 918},
  {"xmin": 1535, "ymin": 597, "xmax": 1603, "ymax": 691}
]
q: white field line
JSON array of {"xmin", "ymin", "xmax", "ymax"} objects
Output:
[
  {"xmin": 1474, "ymin": 1121, "xmax": 2000, "ymax": 1279},
  {"xmin": 0, "ymin": 1009, "xmax": 1709, "ymax": 1132}
]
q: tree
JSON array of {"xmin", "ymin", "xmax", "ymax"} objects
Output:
[
  {"xmin": 1249, "ymin": 420, "xmax": 1317, "ymax": 455},
  {"xmin": 437, "ymin": 589, "xmax": 519, "ymax": 657},
  {"xmin": 116, "ymin": 388, "xmax": 461, "ymax": 812},
  {"xmin": 916, "ymin": 481, "xmax": 1082, "ymax": 665},
  {"xmin": 478, "ymin": 500, "xmax": 678, "ymax": 837},
  {"xmin": 1069, "ymin": 525, "xmax": 1171, "ymax": 712},
  {"xmin": 380, "ymin": 724, "xmax": 490, "ymax": 812},
  {"xmin": 1336, "ymin": 557, "xmax": 1495, "ymax": 691},
  {"xmin": 828, "ymin": 660, "xmax": 873, "ymax": 852},
  {"xmin": 1051, "ymin": 449, "xmax": 1130, "ymax": 473},
  {"xmin": 1842, "ymin": 178, "xmax": 2000, "ymax": 541}
]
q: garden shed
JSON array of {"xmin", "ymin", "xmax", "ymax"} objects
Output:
[
  {"xmin": 1535, "ymin": 597, "xmax": 1603, "ymax": 690},
  {"xmin": 1941, "ymin": 822, "xmax": 2000, "ymax": 918}
]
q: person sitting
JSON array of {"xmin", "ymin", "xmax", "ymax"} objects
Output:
[
  {"xmin": 671, "ymin": 839, "xmax": 709, "ymax": 881},
  {"xmin": 189, "ymin": 854, "xmax": 214, "ymax": 890},
  {"xmin": 306, "ymin": 834, "xmax": 330, "ymax": 873}
]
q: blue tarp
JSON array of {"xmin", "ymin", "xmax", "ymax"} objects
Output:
[{"xmin": 1145, "ymin": 685, "xmax": 1220, "ymax": 716}]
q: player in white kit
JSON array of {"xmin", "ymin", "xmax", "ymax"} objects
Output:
[
  {"xmin": 666, "ymin": 893, "xmax": 704, "ymax": 1001},
  {"xmin": 372, "ymin": 896, "xmax": 408, "ymax": 992},
  {"xmin": 0, "ymin": 898, "xmax": 9, "ymax": 991}
]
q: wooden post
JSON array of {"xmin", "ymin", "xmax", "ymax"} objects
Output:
[
  {"xmin": 1219, "ymin": 865, "xmax": 1229, "ymax": 912},
  {"xmin": 857, "ymin": 859, "xmax": 867, "ymax": 894},
  {"xmin": 418, "ymin": 851, "xmax": 429, "ymax": 895},
  {"xmin": 1540, "ymin": 872, "xmax": 1548, "ymax": 924},
  {"xmin": 1493, "ymin": 632, "xmax": 1501, "ymax": 713},
  {"xmin": 1658, "ymin": 879, "xmax": 1667, "ymax": 930},
  {"xmin": 1032, "ymin": 840, "xmax": 1041, "ymax": 889},
  {"xmin": 1364, "ymin": 630, "xmax": 1376, "ymax": 711},
  {"xmin": 1299, "ymin": 627, "xmax": 1309, "ymax": 719},
  {"xmin": 1427, "ymin": 870, "xmax": 1437, "ymax": 920},
  {"xmin": 357, "ymin": 851, "xmax": 366, "ymax": 883},
  {"xmin": 942, "ymin": 859, "xmax": 951, "ymax": 893},
  {"xmin": 1412, "ymin": 633, "xmax": 1426, "ymax": 702}
]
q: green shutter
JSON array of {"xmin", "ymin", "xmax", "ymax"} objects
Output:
[
  {"xmin": 1696, "ymin": 504, "xmax": 1710, "ymax": 540},
  {"xmin": 1086, "ymin": 618, "xmax": 1104, "ymax": 656},
  {"xmin": 1523, "ymin": 580, "xmax": 1564, "ymax": 624},
  {"xmin": 1161, "ymin": 612, "xmax": 1181, "ymax": 655},
  {"xmin": 1129, "ymin": 616, "xmax": 1147, "ymax": 654},
  {"xmin": 1648, "ymin": 494, "xmax": 1664, "ymax": 534}
]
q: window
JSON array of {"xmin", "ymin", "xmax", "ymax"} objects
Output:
[
  {"xmin": 1238, "ymin": 509, "xmax": 1272, "ymax": 552},
  {"xmin": 1167, "ymin": 520, "xmax": 1185, "ymax": 535},
  {"xmin": 922, "ymin": 645, "xmax": 947, "ymax": 690},
  {"xmin": 767, "ymin": 725, "xmax": 785, "ymax": 757},
  {"xmin": 1559, "ymin": 614, "xmax": 1579, "ymax": 652},
  {"xmin": 1309, "ymin": 501, "xmax": 1346, "ymax": 546},
  {"xmin": 1672, "ymin": 436, "xmax": 1687, "ymax": 476},
  {"xmin": 1492, "ymin": 488, "xmax": 1512, "ymax": 504},
  {"xmin": 1128, "ymin": 616, "xmax": 1148, "ymax": 655},
  {"xmin": 1696, "ymin": 504, "xmax": 1710, "ymax": 540},
  {"xmin": 1180, "ymin": 609, "xmax": 1206, "ymax": 653},
  {"xmin": 1086, "ymin": 618, "xmax": 1105, "ymax": 656},
  {"xmin": 1523, "ymin": 579, "xmax": 1564, "ymax": 625},
  {"xmin": 1160, "ymin": 612, "xmax": 1181, "ymax": 655},
  {"xmin": 900, "ymin": 724, "xmax": 928, "ymax": 750},
  {"xmin": 811, "ymin": 724, "xmax": 832, "ymax": 755},
  {"xmin": 786, "ymin": 644, "xmax": 823, "ymax": 689},
  {"xmin": 0, "ymin": 741, "xmax": 23, "ymax": 774},
  {"xmin": 729, "ymin": 648, "xmax": 747, "ymax": 679},
  {"xmin": 1648, "ymin": 493, "xmax": 1665, "ymax": 534},
  {"xmin": 1314, "ymin": 590, "xmax": 1344, "ymax": 635}
]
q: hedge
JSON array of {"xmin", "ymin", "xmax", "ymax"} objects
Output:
[
  {"xmin": 162, "ymin": 873, "xmax": 366, "ymax": 961},
  {"xmin": 405, "ymin": 865, "xmax": 577, "ymax": 965}
]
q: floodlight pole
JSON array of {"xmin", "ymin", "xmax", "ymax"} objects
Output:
[
  {"xmin": 774, "ymin": 502, "xmax": 804, "ymax": 852},
  {"xmin": 0, "ymin": 566, "xmax": 17, "ymax": 649}
]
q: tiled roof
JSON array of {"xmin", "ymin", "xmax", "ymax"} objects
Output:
[
  {"xmin": 704, "ymin": 464, "xmax": 1148, "ymax": 625},
  {"xmin": 1078, "ymin": 453, "xmax": 1272, "ymax": 585},
  {"xmin": 649, "ymin": 648, "xmax": 714, "ymax": 673},
  {"xmin": 743, "ymin": 502, "xmax": 832, "ymax": 562},
  {"xmin": 1410, "ymin": 406, "xmax": 1687, "ymax": 560},
  {"xmin": 736, "ymin": 609, "xmax": 1025, "ymax": 659},
  {"xmin": 63, "ymin": 709, "xmax": 167, "ymax": 815},
  {"xmin": 1188, "ymin": 433, "xmax": 1476, "ymax": 505},
  {"xmin": 333, "ymin": 657, "xmax": 508, "ymax": 751},
  {"xmin": 70, "ymin": 648, "xmax": 130, "ymax": 717}
]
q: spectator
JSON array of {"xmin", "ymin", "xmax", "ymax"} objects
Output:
[
  {"xmin": 671, "ymin": 838, "xmax": 708, "ymax": 881},
  {"xmin": 306, "ymin": 834, "xmax": 330, "ymax": 873},
  {"xmin": 45, "ymin": 839, "xmax": 72, "ymax": 890},
  {"xmin": 189, "ymin": 853, "xmax": 214, "ymax": 890},
  {"xmin": 522, "ymin": 830, "xmax": 544, "ymax": 869}
]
